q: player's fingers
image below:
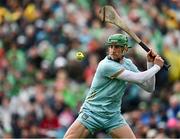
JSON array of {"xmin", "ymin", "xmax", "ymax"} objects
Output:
[
  {"xmin": 155, "ymin": 55, "xmax": 159, "ymax": 58},
  {"xmin": 155, "ymin": 55, "xmax": 162, "ymax": 61},
  {"xmin": 147, "ymin": 50, "xmax": 151, "ymax": 55},
  {"xmin": 150, "ymin": 49, "xmax": 156, "ymax": 56},
  {"xmin": 159, "ymin": 56, "xmax": 163, "ymax": 59},
  {"xmin": 160, "ymin": 58, "xmax": 164, "ymax": 61},
  {"xmin": 157, "ymin": 56, "xmax": 164, "ymax": 62},
  {"xmin": 158, "ymin": 56, "xmax": 162, "ymax": 60},
  {"xmin": 152, "ymin": 51, "xmax": 157, "ymax": 57}
]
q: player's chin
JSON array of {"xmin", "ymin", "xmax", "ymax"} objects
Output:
[
  {"xmin": 111, "ymin": 56, "xmax": 119, "ymax": 60},
  {"xmin": 113, "ymin": 54, "xmax": 120, "ymax": 58}
]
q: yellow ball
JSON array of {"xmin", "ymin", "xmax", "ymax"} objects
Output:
[{"xmin": 76, "ymin": 51, "xmax": 85, "ymax": 61}]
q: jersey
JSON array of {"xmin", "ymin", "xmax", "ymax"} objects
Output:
[{"xmin": 81, "ymin": 56, "xmax": 139, "ymax": 117}]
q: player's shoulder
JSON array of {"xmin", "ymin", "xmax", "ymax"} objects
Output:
[
  {"xmin": 124, "ymin": 57, "xmax": 139, "ymax": 72},
  {"xmin": 99, "ymin": 56, "xmax": 118, "ymax": 67},
  {"xmin": 124, "ymin": 57, "xmax": 134, "ymax": 64},
  {"xmin": 124, "ymin": 57, "xmax": 132, "ymax": 61}
]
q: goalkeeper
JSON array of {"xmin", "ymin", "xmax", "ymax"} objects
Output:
[{"xmin": 64, "ymin": 34, "xmax": 164, "ymax": 138}]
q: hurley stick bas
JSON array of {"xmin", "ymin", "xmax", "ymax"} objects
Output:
[{"xmin": 99, "ymin": 5, "xmax": 170, "ymax": 70}]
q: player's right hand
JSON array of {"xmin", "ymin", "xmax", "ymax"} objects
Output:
[
  {"xmin": 147, "ymin": 49, "xmax": 157, "ymax": 62},
  {"xmin": 154, "ymin": 55, "xmax": 164, "ymax": 68}
]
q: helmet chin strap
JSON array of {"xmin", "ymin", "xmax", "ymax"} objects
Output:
[
  {"xmin": 122, "ymin": 46, "xmax": 128, "ymax": 56},
  {"xmin": 122, "ymin": 51, "xmax": 126, "ymax": 56}
]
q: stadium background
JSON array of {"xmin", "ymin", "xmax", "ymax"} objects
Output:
[{"xmin": 0, "ymin": 0, "xmax": 179, "ymax": 138}]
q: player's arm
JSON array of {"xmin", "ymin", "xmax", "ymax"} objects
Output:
[
  {"xmin": 116, "ymin": 55, "xmax": 164, "ymax": 92},
  {"xmin": 117, "ymin": 64, "xmax": 160, "ymax": 92},
  {"xmin": 136, "ymin": 49, "xmax": 157, "ymax": 92},
  {"xmin": 136, "ymin": 62, "xmax": 155, "ymax": 92}
]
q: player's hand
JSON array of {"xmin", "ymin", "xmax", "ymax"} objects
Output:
[
  {"xmin": 147, "ymin": 49, "xmax": 157, "ymax": 62},
  {"xmin": 154, "ymin": 55, "xmax": 164, "ymax": 68}
]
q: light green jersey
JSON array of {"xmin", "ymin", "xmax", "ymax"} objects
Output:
[{"xmin": 81, "ymin": 56, "xmax": 139, "ymax": 116}]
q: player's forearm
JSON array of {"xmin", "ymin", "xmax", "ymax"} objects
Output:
[
  {"xmin": 147, "ymin": 62, "xmax": 156, "ymax": 90},
  {"xmin": 137, "ymin": 62, "xmax": 156, "ymax": 92},
  {"xmin": 117, "ymin": 64, "xmax": 160, "ymax": 85},
  {"xmin": 147, "ymin": 62, "xmax": 154, "ymax": 69}
]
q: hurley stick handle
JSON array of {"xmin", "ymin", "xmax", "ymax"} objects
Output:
[{"xmin": 139, "ymin": 41, "xmax": 171, "ymax": 70}]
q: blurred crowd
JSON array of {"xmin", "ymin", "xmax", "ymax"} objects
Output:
[{"xmin": 0, "ymin": 0, "xmax": 180, "ymax": 138}]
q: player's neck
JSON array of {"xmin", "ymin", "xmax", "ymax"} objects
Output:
[{"xmin": 108, "ymin": 55, "xmax": 124, "ymax": 63}]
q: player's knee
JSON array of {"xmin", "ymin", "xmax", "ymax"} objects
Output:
[
  {"xmin": 63, "ymin": 132, "xmax": 69, "ymax": 139},
  {"xmin": 63, "ymin": 128, "xmax": 74, "ymax": 139},
  {"xmin": 63, "ymin": 131, "xmax": 73, "ymax": 139},
  {"xmin": 63, "ymin": 127, "xmax": 89, "ymax": 139}
]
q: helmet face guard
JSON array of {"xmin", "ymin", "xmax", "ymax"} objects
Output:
[{"xmin": 105, "ymin": 34, "xmax": 131, "ymax": 48}]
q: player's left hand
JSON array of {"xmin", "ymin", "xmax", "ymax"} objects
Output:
[{"xmin": 147, "ymin": 49, "xmax": 157, "ymax": 62}]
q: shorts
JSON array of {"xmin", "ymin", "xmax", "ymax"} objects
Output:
[{"xmin": 77, "ymin": 109, "xmax": 127, "ymax": 134}]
